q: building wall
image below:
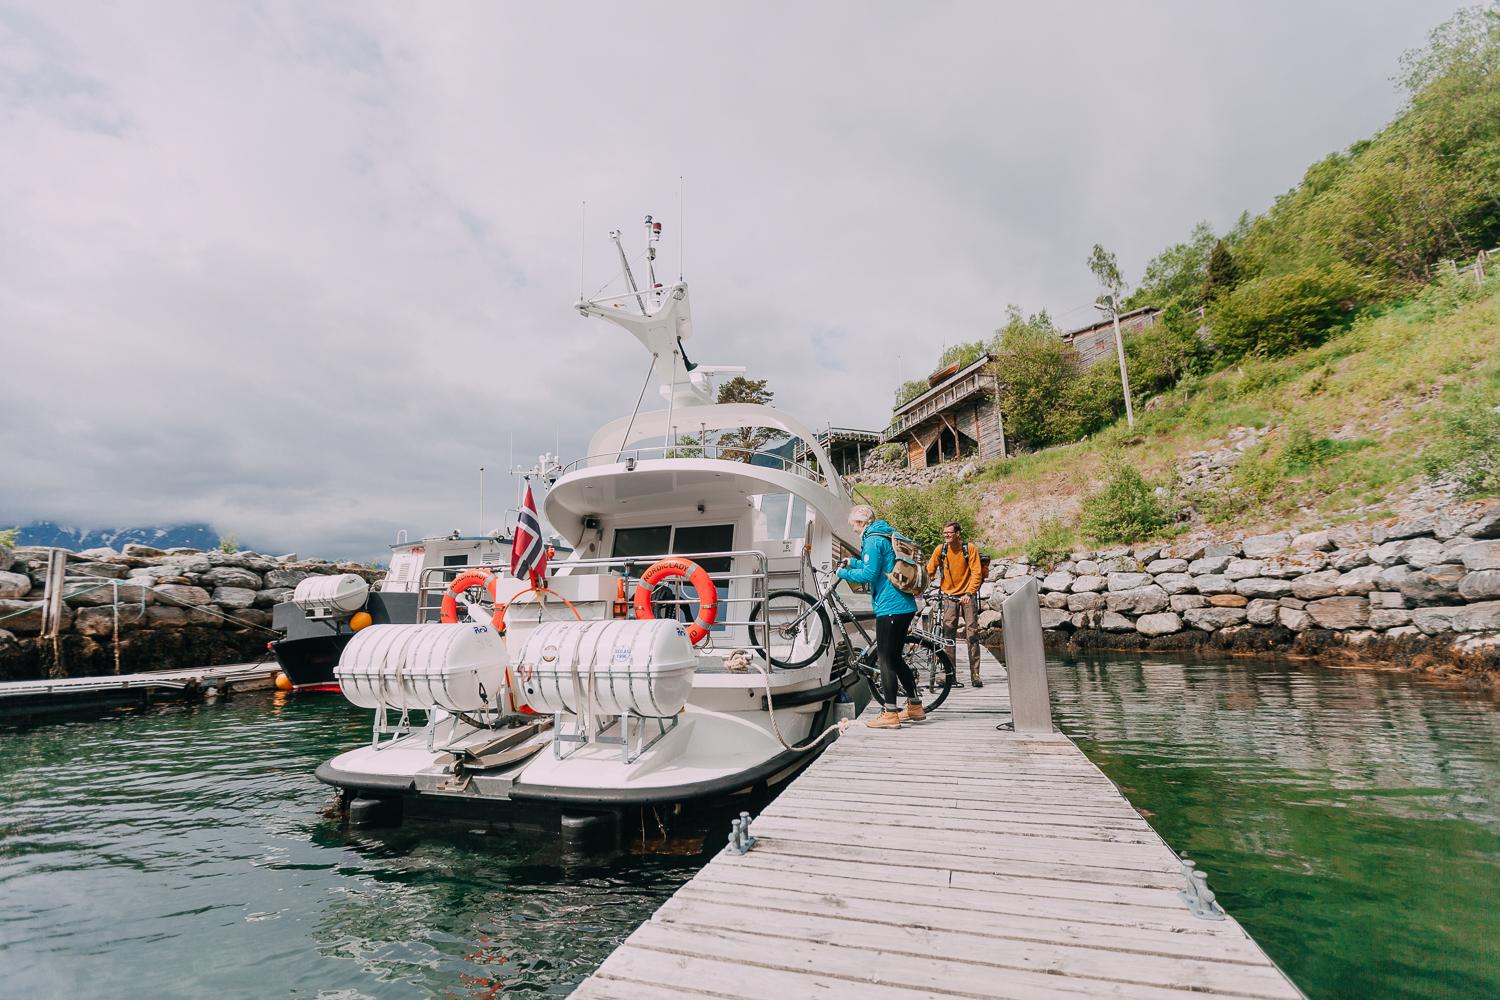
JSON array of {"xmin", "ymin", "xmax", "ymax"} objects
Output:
[{"xmin": 903, "ymin": 397, "xmax": 1006, "ymax": 469}]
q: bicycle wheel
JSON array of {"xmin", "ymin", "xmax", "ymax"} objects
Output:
[
  {"xmin": 748, "ymin": 590, "xmax": 832, "ymax": 669},
  {"xmin": 903, "ymin": 634, "xmax": 954, "ymax": 712}
]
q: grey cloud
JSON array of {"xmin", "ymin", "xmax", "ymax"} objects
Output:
[{"xmin": 0, "ymin": 0, "xmax": 1460, "ymax": 559}]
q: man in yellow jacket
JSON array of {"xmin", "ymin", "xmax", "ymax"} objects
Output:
[{"xmin": 925, "ymin": 521, "xmax": 985, "ymax": 687}]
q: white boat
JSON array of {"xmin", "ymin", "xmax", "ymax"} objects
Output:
[{"xmin": 315, "ymin": 219, "xmax": 873, "ymax": 834}]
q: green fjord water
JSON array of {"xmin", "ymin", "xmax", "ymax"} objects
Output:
[
  {"xmin": 0, "ymin": 656, "xmax": 1497, "ymax": 998},
  {"xmin": 1050, "ymin": 655, "xmax": 1500, "ymax": 1000}
]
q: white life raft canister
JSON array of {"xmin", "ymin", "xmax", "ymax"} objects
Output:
[
  {"xmin": 514, "ymin": 619, "xmax": 696, "ymax": 719},
  {"xmin": 334, "ymin": 622, "xmax": 511, "ymax": 712},
  {"xmin": 291, "ymin": 573, "xmax": 370, "ymax": 616}
]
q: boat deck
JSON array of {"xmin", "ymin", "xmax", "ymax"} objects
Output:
[{"xmin": 570, "ymin": 648, "xmax": 1303, "ymax": 999}]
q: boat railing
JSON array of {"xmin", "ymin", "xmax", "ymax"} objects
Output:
[
  {"xmin": 557, "ymin": 444, "xmax": 829, "ymax": 487},
  {"xmin": 413, "ymin": 549, "xmax": 779, "ymax": 667}
]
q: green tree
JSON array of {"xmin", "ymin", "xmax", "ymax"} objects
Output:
[
  {"xmin": 1088, "ymin": 244, "xmax": 1127, "ymax": 307},
  {"xmin": 894, "ymin": 378, "xmax": 929, "ymax": 407},
  {"xmin": 988, "ymin": 307, "xmax": 1081, "ymax": 448},
  {"xmin": 1207, "ymin": 261, "xmax": 1366, "ymax": 359},
  {"xmin": 1129, "ymin": 222, "xmax": 1216, "ymax": 309},
  {"xmin": 715, "ymin": 376, "xmax": 785, "ymax": 461},
  {"xmin": 1201, "ymin": 240, "xmax": 1240, "ymax": 304}
]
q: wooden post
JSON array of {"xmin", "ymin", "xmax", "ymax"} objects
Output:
[
  {"xmin": 992, "ymin": 373, "xmax": 1007, "ymax": 459},
  {"xmin": 1001, "ymin": 578, "xmax": 1053, "ymax": 733},
  {"xmin": 41, "ymin": 548, "xmax": 67, "ymax": 638}
]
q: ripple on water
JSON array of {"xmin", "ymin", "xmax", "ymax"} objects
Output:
[
  {"xmin": 0, "ymin": 692, "xmax": 700, "ymax": 998},
  {"xmin": 1051, "ymin": 653, "xmax": 1500, "ymax": 1000}
]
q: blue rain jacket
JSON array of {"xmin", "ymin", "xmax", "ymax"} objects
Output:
[{"xmin": 837, "ymin": 519, "xmax": 919, "ymax": 618}]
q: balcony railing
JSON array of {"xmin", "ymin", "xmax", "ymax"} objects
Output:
[{"xmin": 885, "ymin": 372, "xmax": 989, "ymax": 438}]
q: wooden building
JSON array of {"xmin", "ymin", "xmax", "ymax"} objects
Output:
[
  {"xmin": 1057, "ymin": 306, "xmax": 1160, "ymax": 368},
  {"xmin": 883, "ymin": 354, "xmax": 1006, "ymax": 470},
  {"xmin": 791, "ymin": 427, "xmax": 884, "ymax": 478}
]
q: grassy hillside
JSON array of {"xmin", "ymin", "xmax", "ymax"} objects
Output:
[{"xmin": 865, "ymin": 270, "xmax": 1500, "ymax": 559}]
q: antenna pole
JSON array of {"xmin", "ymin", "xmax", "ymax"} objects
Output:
[
  {"xmin": 579, "ymin": 200, "xmax": 587, "ymax": 300},
  {"xmin": 677, "ymin": 176, "xmax": 685, "ymax": 281},
  {"xmin": 479, "ymin": 466, "xmax": 486, "ymax": 536},
  {"xmin": 611, "ymin": 229, "xmax": 647, "ymax": 314}
]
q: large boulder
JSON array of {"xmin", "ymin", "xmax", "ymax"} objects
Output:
[
  {"xmin": 1368, "ymin": 591, "xmax": 1408, "ymax": 609},
  {"xmin": 1329, "ymin": 548, "xmax": 1372, "ymax": 572},
  {"xmin": 1369, "ymin": 609, "xmax": 1412, "ymax": 630},
  {"xmin": 161, "ymin": 554, "xmax": 212, "ymax": 577},
  {"xmin": 1136, "ymin": 612, "xmax": 1183, "ymax": 636},
  {"xmin": 1146, "ymin": 558, "xmax": 1189, "ymax": 574},
  {"xmin": 254, "ymin": 587, "xmax": 294, "ymax": 609},
  {"xmin": 1070, "ymin": 574, "xmax": 1107, "ymax": 593},
  {"xmin": 1458, "ymin": 540, "xmax": 1500, "ymax": 572},
  {"xmin": 1184, "ymin": 607, "xmax": 1248, "ymax": 630},
  {"xmin": 1279, "ymin": 607, "xmax": 1312, "ymax": 631},
  {"xmin": 1411, "ymin": 607, "xmax": 1460, "ymax": 635},
  {"xmin": 1291, "ymin": 530, "xmax": 1332, "ymax": 551},
  {"xmin": 1307, "ymin": 597, "xmax": 1369, "ymax": 630},
  {"xmin": 1453, "ymin": 601, "xmax": 1500, "ymax": 633},
  {"xmin": 1246, "ymin": 599, "xmax": 1280, "ymax": 625},
  {"xmin": 1242, "ymin": 533, "xmax": 1292, "ymax": 558},
  {"xmin": 1098, "ymin": 557, "xmax": 1140, "ymax": 575},
  {"xmin": 1203, "ymin": 541, "xmax": 1242, "ymax": 558},
  {"xmin": 121, "ymin": 543, "xmax": 166, "ymax": 558},
  {"xmin": 65, "ymin": 580, "xmax": 154, "ymax": 606},
  {"xmin": 1187, "ymin": 556, "xmax": 1232, "ymax": 575},
  {"xmin": 0, "ymin": 571, "xmax": 30, "ymax": 600},
  {"xmin": 212, "ymin": 586, "xmax": 258, "ymax": 610},
  {"xmin": 1097, "ymin": 611, "xmax": 1135, "ymax": 632},
  {"xmin": 201, "ymin": 566, "xmax": 263, "ymax": 590},
  {"xmin": 1106, "ymin": 585, "xmax": 1168, "ymax": 615},
  {"xmin": 1459, "ymin": 570, "xmax": 1500, "ymax": 601},
  {"xmin": 1195, "ymin": 574, "xmax": 1234, "ymax": 595},
  {"xmin": 1291, "ymin": 570, "xmax": 1342, "ymax": 600},
  {"xmin": 1398, "ymin": 564, "xmax": 1467, "ymax": 605},
  {"xmin": 1335, "ymin": 565, "xmax": 1384, "ymax": 596},
  {"xmin": 1038, "ymin": 608, "xmax": 1072, "ymax": 630},
  {"xmin": 1041, "ymin": 592, "xmax": 1069, "ymax": 610},
  {"xmin": 1224, "ymin": 559, "xmax": 1265, "ymax": 581},
  {"xmin": 1107, "ymin": 572, "xmax": 1153, "ymax": 592},
  {"xmin": 1208, "ymin": 593, "xmax": 1248, "ymax": 608},
  {"xmin": 1066, "ymin": 592, "xmax": 1106, "ymax": 612},
  {"xmin": 264, "ymin": 567, "xmax": 311, "ymax": 590},
  {"xmin": 1073, "ymin": 559, "xmax": 1100, "ymax": 576},
  {"xmin": 1041, "ymin": 571, "xmax": 1074, "ymax": 593},
  {"xmin": 1395, "ymin": 538, "xmax": 1447, "ymax": 570},
  {"xmin": 1466, "ymin": 505, "xmax": 1500, "ymax": 539},
  {"xmin": 67, "ymin": 560, "xmax": 129, "ymax": 580},
  {"xmin": 0, "ymin": 600, "xmax": 44, "ymax": 633},
  {"xmin": 1235, "ymin": 577, "xmax": 1294, "ymax": 599},
  {"xmin": 1156, "ymin": 572, "xmax": 1196, "ymax": 595},
  {"xmin": 152, "ymin": 584, "xmax": 212, "ymax": 607},
  {"xmin": 1171, "ymin": 594, "xmax": 1208, "ymax": 611},
  {"xmin": 1328, "ymin": 524, "xmax": 1372, "ymax": 548}
]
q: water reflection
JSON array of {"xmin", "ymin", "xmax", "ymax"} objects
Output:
[
  {"xmin": 1052, "ymin": 654, "xmax": 1500, "ymax": 1000},
  {"xmin": 0, "ymin": 694, "xmax": 700, "ymax": 998}
]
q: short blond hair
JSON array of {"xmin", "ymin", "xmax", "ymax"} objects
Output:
[{"xmin": 848, "ymin": 504, "xmax": 874, "ymax": 526}]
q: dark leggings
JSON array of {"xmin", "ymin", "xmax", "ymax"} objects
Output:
[{"xmin": 875, "ymin": 612, "xmax": 918, "ymax": 709}]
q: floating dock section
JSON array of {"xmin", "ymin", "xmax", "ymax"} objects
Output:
[
  {"xmin": 0, "ymin": 661, "xmax": 280, "ymax": 719},
  {"xmin": 571, "ymin": 648, "xmax": 1303, "ymax": 999}
]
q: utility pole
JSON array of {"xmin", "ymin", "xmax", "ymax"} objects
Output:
[
  {"xmin": 1098, "ymin": 296, "xmax": 1135, "ymax": 429},
  {"xmin": 479, "ymin": 466, "xmax": 486, "ymax": 536}
]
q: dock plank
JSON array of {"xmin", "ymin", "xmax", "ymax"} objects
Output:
[{"xmin": 570, "ymin": 648, "xmax": 1303, "ymax": 999}]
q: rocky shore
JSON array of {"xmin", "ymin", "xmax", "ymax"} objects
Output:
[
  {"xmin": 973, "ymin": 500, "xmax": 1500, "ymax": 686},
  {"xmin": 0, "ymin": 543, "xmax": 381, "ymax": 682}
]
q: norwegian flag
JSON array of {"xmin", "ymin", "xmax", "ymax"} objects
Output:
[{"xmin": 511, "ymin": 480, "xmax": 549, "ymax": 585}]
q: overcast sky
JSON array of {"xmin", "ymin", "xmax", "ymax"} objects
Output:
[{"xmin": 0, "ymin": 0, "xmax": 1462, "ymax": 559}]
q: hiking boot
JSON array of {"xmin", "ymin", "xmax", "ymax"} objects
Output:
[
  {"xmin": 972, "ymin": 677, "xmax": 984, "ymax": 688},
  {"xmin": 899, "ymin": 702, "xmax": 925, "ymax": 723},
  {"xmin": 866, "ymin": 710, "xmax": 902, "ymax": 730}
]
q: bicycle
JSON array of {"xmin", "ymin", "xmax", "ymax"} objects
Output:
[{"xmin": 747, "ymin": 557, "xmax": 956, "ymax": 712}]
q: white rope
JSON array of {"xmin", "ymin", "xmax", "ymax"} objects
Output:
[{"xmin": 753, "ymin": 660, "xmax": 851, "ymax": 754}]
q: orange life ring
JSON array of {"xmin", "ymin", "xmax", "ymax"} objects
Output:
[
  {"xmin": 632, "ymin": 557, "xmax": 718, "ymax": 645},
  {"xmin": 439, "ymin": 569, "xmax": 506, "ymax": 631}
]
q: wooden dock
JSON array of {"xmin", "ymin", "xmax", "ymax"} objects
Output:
[
  {"xmin": 0, "ymin": 661, "xmax": 281, "ymax": 717},
  {"xmin": 571, "ymin": 649, "xmax": 1303, "ymax": 999}
]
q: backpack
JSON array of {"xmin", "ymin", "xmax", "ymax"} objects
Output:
[{"xmin": 872, "ymin": 531, "xmax": 929, "ymax": 597}]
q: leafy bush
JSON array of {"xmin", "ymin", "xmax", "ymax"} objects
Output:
[
  {"xmin": 217, "ymin": 534, "xmax": 239, "ymax": 554},
  {"xmin": 871, "ymin": 442, "xmax": 906, "ymax": 467},
  {"xmin": 1022, "ymin": 518, "xmax": 1074, "ymax": 570},
  {"xmin": 1079, "ymin": 464, "xmax": 1172, "ymax": 544},
  {"xmin": 1125, "ymin": 305, "xmax": 1212, "ymax": 400},
  {"xmin": 1207, "ymin": 262, "xmax": 1366, "ymax": 359},
  {"xmin": 874, "ymin": 479, "xmax": 978, "ymax": 553},
  {"xmin": 1422, "ymin": 388, "xmax": 1500, "ymax": 497},
  {"xmin": 1059, "ymin": 360, "xmax": 1125, "ymax": 439},
  {"xmin": 938, "ymin": 340, "xmax": 988, "ymax": 371},
  {"xmin": 0, "ymin": 527, "xmax": 17, "ymax": 548}
]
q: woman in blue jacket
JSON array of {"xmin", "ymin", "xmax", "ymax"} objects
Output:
[{"xmin": 837, "ymin": 505, "xmax": 922, "ymax": 729}]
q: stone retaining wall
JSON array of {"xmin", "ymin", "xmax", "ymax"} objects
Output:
[
  {"xmin": 972, "ymin": 501, "xmax": 1500, "ymax": 675},
  {"xmin": 0, "ymin": 542, "xmax": 381, "ymax": 681}
]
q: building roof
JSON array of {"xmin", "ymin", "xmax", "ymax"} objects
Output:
[
  {"xmin": 891, "ymin": 353, "xmax": 995, "ymax": 417},
  {"xmin": 1057, "ymin": 306, "xmax": 1160, "ymax": 341}
]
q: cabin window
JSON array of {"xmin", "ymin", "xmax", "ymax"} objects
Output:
[
  {"xmin": 442, "ymin": 554, "xmax": 469, "ymax": 567},
  {"xmin": 612, "ymin": 523, "xmax": 735, "ymax": 633},
  {"xmin": 753, "ymin": 493, "xmax": 810, "ymax": 542}
]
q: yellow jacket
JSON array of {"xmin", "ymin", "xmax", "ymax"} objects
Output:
[{"xmin": 926, "ymin": 541, "xmax": 983, "ymax": 596}]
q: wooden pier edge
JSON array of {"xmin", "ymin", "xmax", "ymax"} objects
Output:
[{"xmin": 571, "ymin": 648, "xmax": 1305, "ymax": 1000}]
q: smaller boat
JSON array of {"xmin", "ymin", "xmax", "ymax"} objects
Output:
[{"xmin": 271, "ymin": 531, "xmax": 539, "ymax": 691}]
